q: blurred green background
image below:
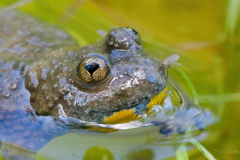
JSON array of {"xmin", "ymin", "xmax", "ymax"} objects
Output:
[{"xmin": 0, "ymin": 0, "xmax": 240, "ymax": 159}]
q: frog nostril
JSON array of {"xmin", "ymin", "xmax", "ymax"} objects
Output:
[{"xmin": 86, "ymin": 63, "xmax": 99, "ymax": 76}]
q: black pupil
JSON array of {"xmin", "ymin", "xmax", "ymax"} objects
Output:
[{"xmin": 86, "ymin": 63, "xmax": 99, "ymax": 75}]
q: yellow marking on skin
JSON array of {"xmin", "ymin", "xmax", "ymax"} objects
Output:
[
  {"xmin": 146, "ymin": 87, "xmax": 169, "ymax": 114},
  {"xmin": 103, "ymin": 109, "xmax": 142, "ymax": 124},
  {"xmin": 103, "ymin": 87, "xmax": 169, "ymax": 125}
]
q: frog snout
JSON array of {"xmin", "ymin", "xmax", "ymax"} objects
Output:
[{"xmin": 109, "ymin": 62, "xmax": 168, "ymax": 108}]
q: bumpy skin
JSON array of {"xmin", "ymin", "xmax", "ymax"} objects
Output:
[
  {"xmin": 27, "ymin": 41, "xmax": 167, "ymax": 122},
  {"xmin": 0, "ymin": 11, "xmax": 83, "ymax": 155},
  {"xmin": 0, "ymin": 11, "xmax": 168, "ymax": 152},
  {"xmin": 0, "ymin": 12, "xmax": 168, "ymax": 123}
]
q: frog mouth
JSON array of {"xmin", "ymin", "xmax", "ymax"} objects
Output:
[
  {"xmin": 67, "ymin": 87, "xmax": 168, "ymax": 124},
  {"xmin": 102, "ymin": 87, "xmax": 169, "ymax": 124}
]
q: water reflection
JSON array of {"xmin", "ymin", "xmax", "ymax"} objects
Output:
[
  {"xmin": 83, "ymin": 146, "xmax": 114, "ymax": 160},
  {"xmin": 127, "ymin": 149, "xmax": 154, "ymax": 160}
]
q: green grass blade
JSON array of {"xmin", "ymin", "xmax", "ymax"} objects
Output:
[
  {"xmin": 198, "ymin": 92, "xmax": 240, "ymax": 104},
  {"xmin": 225, "ymin": 0, "xmax": 240, "ymax": 37},
  {"xmin": 176, "ymin": 140, "xmax": 189, "ymax": 160},
  {"xmin": 188, "ymin": 137, "xmax": 216, "ymax": 160},
  {"xmin": 0, "ymin": 0, "xmax": 34, "ymax": 14},
  {"xmin": 177, "ymin": 69, "xmax": 199, "ymax": 105},
  {"xmin": 177, "ymin": 128, "xmax": 216, "ymax": 160}
]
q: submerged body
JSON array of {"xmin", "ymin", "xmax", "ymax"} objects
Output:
[{"xmin": 0, "ymin": 10, "xmax": 210, "ymax": 159}]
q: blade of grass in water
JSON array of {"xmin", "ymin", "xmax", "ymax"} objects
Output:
[
  {"xmin": 188, "ymin": 137, "xmax": 216, "ymax": 160},
  {"xmin": 66, "ymin": 29, "xmax": 88, "ymax": 46},
  {"xmin": 225, "ymin": 0, "xmax": 240, "ymax": 37},
  {"xmin": 176, "ymin": 69, "xmax": 199, "ymax": 105},
  {"xmin": 18, "ymin": 1, "xmax": 115, "ymax": 45},
  {"xmin": 176, "ymin": 140, "xmax": 189, "ymax": 160},
  {"xmin": 198, "ymin": 92, "xmax": 240, "ymax": 104},
  {"xmin": 0, "ymin": 0, "xmax": 34, "ymax": 14},
  {"xmin": 176, "ymin": 128, "xmax": 215, "ymax": 160}
]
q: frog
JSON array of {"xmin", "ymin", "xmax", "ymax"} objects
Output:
[
  {"xmin": 0, "ymin": 10, "xmax": 211, "ymax": 159},
  {"xmin": 0, "ymin": 11, "xmax": 169, "ymax": 123}
]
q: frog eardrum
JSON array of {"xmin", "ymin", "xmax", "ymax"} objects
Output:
[
  {"xmin": 104, "ymin": 27, "xmax": 142, "ymax": 52},
  {"xmin": 77, "ymin": 57, "xmax": 110, "ymax": 83}
]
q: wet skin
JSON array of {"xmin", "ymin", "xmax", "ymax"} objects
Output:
[
  {"xmin": 0, "ymin": 11, "xmax": 168, "ymax": 150},
  {"xmin": 0, "ymin": 11, "xmax": 210, "ymax": 158},
  {"xmin": 0, "ymin": 15, "xmax": 167, "ymax": 123}
]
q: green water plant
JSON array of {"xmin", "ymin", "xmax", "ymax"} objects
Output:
[
  {"xmin": 176, "ymin": 128, "xmax": 216, "ymax": 160},
  {"xmin": 225, "ymin": 0, "xmax": 240, "ymax": 38}
]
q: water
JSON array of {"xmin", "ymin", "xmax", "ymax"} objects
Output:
[{"xmin": 0, "ymin": 0, "xmax": 239, "ymax": 159}]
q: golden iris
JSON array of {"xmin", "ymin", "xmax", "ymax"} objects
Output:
[{"xmin": 77, "ymin": 57, "xmax": 109, "ymax": 83}]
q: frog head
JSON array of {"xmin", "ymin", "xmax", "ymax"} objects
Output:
[
  {"xmin": 23, "ymin": 27, "xmax": 168, "ymax": 123},
  {"xmin": 66, "ymin": 27, "xmax": 168, "ymax": 122}
]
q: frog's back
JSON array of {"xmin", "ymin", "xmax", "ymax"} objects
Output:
[
  {"xmin": 0, "ymin": 10, "xmax": 80, "ymax": 153},
  {"xmin": 0, "ymin": 10, "xmax": 78, "ymax": 64},
  {"xmin": 0, "ymin": 10, "xmax": 80, "ymax": 119}
]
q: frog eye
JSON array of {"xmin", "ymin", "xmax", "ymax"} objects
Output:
[
  {"xmin": 104, "ymin": 27, "xmax": 142, "ymax": 52},
  {"xmin": 125, "ymin": 27, "xmax": 141, "ymax": 45},
  {"xmin": 77, "ymin": 57, "xmax": 109, "ymax": 83}
]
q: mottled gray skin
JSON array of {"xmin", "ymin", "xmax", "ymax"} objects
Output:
[
  {"xmin": 0, "ymin": 10, "xmax": 168, "ymax": 151},
  {"xmin": 29, "ymin": 40, "xmax": 167, "ymax": 122},
  {"xmin": 0, "ymin": 11, "xmax": 167, "ymax": 123},
  {"xmin": 0, "ymin": 11, "xmax": 83, "ymax": 154}
]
